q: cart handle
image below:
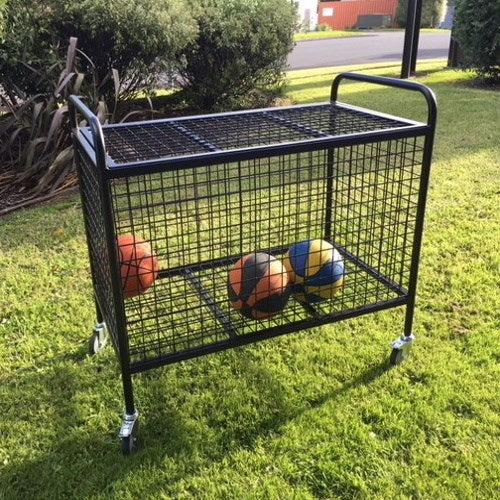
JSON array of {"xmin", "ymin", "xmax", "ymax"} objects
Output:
[
  {"xmin": 331, "ymin": 72, "xmax": 437, "ymax": 127},
  {"xmin": 68, "ymin": 95, "xmax": 107, "ymax": 167}
]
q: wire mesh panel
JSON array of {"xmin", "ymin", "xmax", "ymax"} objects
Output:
[
  {"xmin": 100, "ymin": 103, "xmax": 415, "ymax": 165},
  {"xmin": 331, "ymin": 137, "xmax": 423, "ymax": 292},
  {"xmin": 76, "ymin": 149, "xmax": 120, "ymax": 351},
  {"xmin": 107, "ymin": 135, "xmax": 423, "ymax": 368}
]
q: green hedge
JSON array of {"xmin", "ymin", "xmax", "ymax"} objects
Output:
[
  {"xmin": 176, "ymin": 0, "xmax": 297, "ymax": 110},
  {"xmin": 0, "ymin": 0, "xmax": 196, "ymax": 101},
  {"xmin": 454, "ymin": 0, "xmax": 500, "ymax": 81}
]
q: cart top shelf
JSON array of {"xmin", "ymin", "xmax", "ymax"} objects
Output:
[{"xmin": 79, "ymin": 101, "xmax": 426, "ymax": 169}]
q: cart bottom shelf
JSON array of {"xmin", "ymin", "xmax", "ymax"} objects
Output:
[{"xmin": 124, "ymin": 246, "xmax": 408, "ymax": 372}]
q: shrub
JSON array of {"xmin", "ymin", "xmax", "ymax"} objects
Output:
[
  {"xmin": 0, "ymin": 38, "xmax": 108, "ymax": 200},
  {"xmin": 453, "ymin": 0, "xmax": 500, "ymax": 81},
  {"xmin": 0, "ymin": 0, "xmax": 196, "ymax": 102},
  {"xmin": 396, "ymin": 0, "xmax": 446, "ymax": 28},
  {"xmin": 317, "ymin": 23, "xmax": 331, "ymax": 32},
  {"xmin": 176, "ymin": 0, "xmax": 297, "ymax": 110}
]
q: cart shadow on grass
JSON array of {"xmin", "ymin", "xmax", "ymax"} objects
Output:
[{"xmin": 0, "ymin": 342, "xmax": 390, "ymax": 498}]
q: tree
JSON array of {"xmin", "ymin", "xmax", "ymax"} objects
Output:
[{"xmin": 453, "ymin": 0, "xmax": 500, "ymax": 81}]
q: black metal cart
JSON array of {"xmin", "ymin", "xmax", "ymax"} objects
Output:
[{"xmin": 69, "ymin": 73, "xmax": 437, "ymax": 454}]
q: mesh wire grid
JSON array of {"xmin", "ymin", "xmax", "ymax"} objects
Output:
[
  {"xmin": 77, "ymin": 149, "xmax": 120, "ymax": 350},
  {"xmin": 101, "ymin": 104, "xmax": 412, "ymax": 165},
  {"xmin": 106, "ymin": 136, "xmax": 424, "ymax": 366}
]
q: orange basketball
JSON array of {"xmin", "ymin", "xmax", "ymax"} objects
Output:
[
  {"xmin": 117, "ymin": 234, "xmax": 159, "ymax": 298},
  {"xmin": 228, "ymin": 252, "xmax": 291, "ymax": 320}
]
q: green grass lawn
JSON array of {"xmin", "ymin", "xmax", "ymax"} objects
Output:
[
  {"xmin": 1, "ymin": 60, "xmax": 499, "ymax": 498},
  {"xmin": 371, "ymin": 28, "xmax": 451, "ymax": 33},
  {"xmin": 294, "ymin": 30, "xmax": 366, "ymax": 41},
  {"xmin": 294, "ymin": 28, "xmax": 449, "ymax": 41}
]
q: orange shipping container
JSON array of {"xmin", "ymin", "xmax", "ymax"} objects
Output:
[{"xmin": 319, "ymin": 0, "xmax": 399, "ymax": 30}]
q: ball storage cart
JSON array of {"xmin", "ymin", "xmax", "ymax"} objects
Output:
[{"xmin": 69, "ymin": 73, "xmax": 437, "ymax": 454}]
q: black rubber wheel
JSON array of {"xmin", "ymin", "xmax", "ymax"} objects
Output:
[
  {"xmin": 121, "ymin": 435, "xmax": 137, "ymax": 455},
  {"xmin": 121, "ymin": 420, "xmax": 139, "ymax": 455},
  {"xmin": 88, "ymin": 326, "xmax": 108, "ymax": 355},
  {"xmin": 88, "ymin": 331, "xmax": 100, "ymax": 355},
  {"xmin": 390, "ymin": 348, "xmax": 405, "ymax": 366}
]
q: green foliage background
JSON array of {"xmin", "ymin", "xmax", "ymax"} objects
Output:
[
  {"xmin": 176, "ymin": 0, "xmax": 297, "ymax": 110},
  {"xmin": 454, "ymin": 0, "xmax": 500, "ymax": 81},
  {"xmin": 0, "ymin": 0, "xmax": 197, "ymax": 100},
  {"xmin": 0, "ymin": 0, "xmax": 296, "ymax": 200}
]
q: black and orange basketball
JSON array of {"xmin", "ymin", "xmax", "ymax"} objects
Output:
[
  {"xmin": 227, "ymin": 252, "xmax": 291, "ymax": 320},
  {"xmin": 117, "ymin": 234, "xmax": 159, "ymax": 298}
]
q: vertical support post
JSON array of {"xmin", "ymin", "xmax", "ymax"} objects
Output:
[
  {"xmin": 324, "ymin": 147, "xmax": 335, "ymax": 241},
  {"xmin": 94, "ymin": 298, "xmax": 104, "ymax": 324},
  {"xmin": 325, "ymin": 87, "xmax": 339, "ymax": 241},
  {"xmin": 69, "ymin": 101, "xmax": 104, "ymax": 330},
  {"xmin": 448, "ymin": 28, "xmax": 464, "ymax": 67},
  {"xmin": 69, "ymin": 96, "xmax": 137, "ymax": 417},
  {"xmin": 404, "ymin": 125, "xmax": 436, "ymax": 337},
  {"xmin": 401, "ymin": 0, "xmax": 418, "ymax": 79},
  {"xmin": 99, "ymin": 174, "xmax": 136, "ymax": 415},
  {"xmin": 448, "ymin": 35, "xmax": 457, "ymax": 67},
  {"xmin": 410, "ymin": 0, "xmax": 423, "ymax": 73}
]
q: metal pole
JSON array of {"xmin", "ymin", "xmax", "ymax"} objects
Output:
[
  {"xmin": 401, "ymin": 0, "xmax": 418, "ymax": 79},
  {"xmin": 410, "ymin": 0, "xmax": 423, "ymax": 73}
]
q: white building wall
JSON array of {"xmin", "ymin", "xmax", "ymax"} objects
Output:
[{"xmin": 295, "ymin": 0, "xmax": 319, "ymax": 31}]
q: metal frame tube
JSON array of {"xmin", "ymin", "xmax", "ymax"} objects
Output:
[
  {"xmin": 404, "ymin": 125, "xmax": 436, "ymax": 336},
  {"xmin": 323, "ymin": 147, "xmax": 336, "ymax": 240},
  {"xmin": 69, "ymin": 96, "xmax": 136, "ymax": 415},
  {"xmin": 330, "ymin": 73, "xmax": 437, "ymax": 338},
  {"xmin": 130, "ymin": 296, "xmax": 408, "ymax": 374},
  {"xmin": 69, "ymin": 101, "xmax": 104, "ymax": 329},
  {"xmin": 331, "ymin": 72, "xmax": 437, "ymax": 127}
]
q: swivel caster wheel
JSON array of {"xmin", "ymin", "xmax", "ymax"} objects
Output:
[
  {"xmin": 120, "ymin": 411, "xmax": 139, "ymax": 455},
  {"xmin": 121, "ymin": 429, "xmax": 138, "ymax": 455},
  {"xmin": 88, "ymin": 322, "xmax": 108, "ymax": 355},
  {"xmin": 390, "ymin": 348, "xmax": 405, "ymax": 366},
  {"xmin": 389, "ymin": 333, "xmax": 415, "ymax": 366}
]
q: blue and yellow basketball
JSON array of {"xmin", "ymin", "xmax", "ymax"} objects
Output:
[{"xmin": 283, "ymin": 239, "xmax": 345, "ymax": 303}]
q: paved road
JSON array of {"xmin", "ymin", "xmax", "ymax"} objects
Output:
[{"xmin": 288, "ymin": 31, "xmax": 451, "ymax": 70}]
